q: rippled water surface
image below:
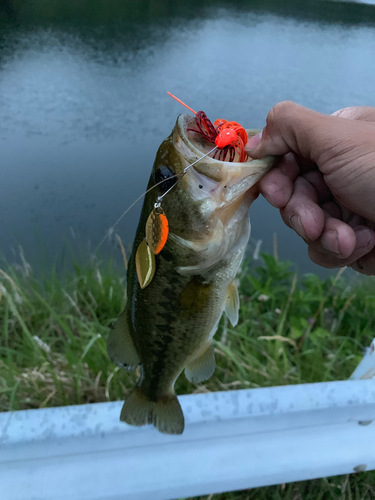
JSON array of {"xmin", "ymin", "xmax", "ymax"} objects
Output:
[{"xmin": 1, "ymin": 0, "xmax": 375, "ymax": 273}]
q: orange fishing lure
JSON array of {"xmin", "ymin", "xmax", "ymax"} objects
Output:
[
  {"xmin": 167, "ymin": 92, "xmax": 249, "ymax": 162},
  {"xmin": 142, "ymin": 93, "xmax": 250, "ymax": 260}
]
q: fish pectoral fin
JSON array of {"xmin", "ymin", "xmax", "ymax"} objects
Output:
[
  {"xmin": 120, "ymin": 387, "xmax": 184, "ymax": 435},
  {"xmin": 225, "ymin": 280, "xmax": 240, "ymax": 327},
  {"xmin": 179, "ymin": 277, "xmax": 212, "ymax": 315},
  {"xmin": 107, "ymin": 310, "xmax": 140, "ymax": 370},
  {"xmin": 185, "ymin": 343, "xmax": 216, "ymax": 384}
]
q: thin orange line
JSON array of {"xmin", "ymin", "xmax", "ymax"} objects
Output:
[{"xmin": 167, "ymin": 92, "xmax": 197, "ymax": 115}]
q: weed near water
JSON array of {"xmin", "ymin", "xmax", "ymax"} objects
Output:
[{"xmin": 0, "ymin": 251, "xmax": 374, "ymax": 499}]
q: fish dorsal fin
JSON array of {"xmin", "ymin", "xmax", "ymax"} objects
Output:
[
  {"xmin": 225, "ymin": 280, "xmax": 240, "ymax": 327},
  {"xmin": 185, "ymin": 343, "xmax": 216, "ymax": 384},
  {"xmin": 107, "ymin": 310, "xmax": 140, "ymax": 370}
]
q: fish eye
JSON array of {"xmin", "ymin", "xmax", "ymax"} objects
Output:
[{"xmin": 154, "ymin": 165, "xmax": 177, "ymax": 192}]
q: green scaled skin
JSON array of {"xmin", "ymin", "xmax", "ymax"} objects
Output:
[{"xmin": 107, "ymin": 114, "xmax": 275, "ymax": 435}]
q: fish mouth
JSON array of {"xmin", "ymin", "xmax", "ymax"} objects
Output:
[
  {"xmin": 177, "ymin": 113, "xmax": 220, "ymax": 159},
  {"xmin": 174, "ymin": 113, "xmax": 275, "ymax": 188}
]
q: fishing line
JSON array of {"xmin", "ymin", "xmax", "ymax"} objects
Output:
[
  {"xmin": 96, "ymin": 91, "xmax": 246, "ymax": 255},
  {"xmin": 94, "ymin": 146, "xmax": 217, "ymax": 254}
]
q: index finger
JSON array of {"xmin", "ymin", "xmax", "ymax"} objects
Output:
[{"xmin": 258, "ymin": 153, "xmax": 299, "ymax": 208}]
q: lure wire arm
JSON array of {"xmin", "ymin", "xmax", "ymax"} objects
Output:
[
  {"xmin": 97, "ymin": 93, "xmax": 247, "ymax": 254},
  {"xmin": 157, "ymin": 146, "xmax": 218, "ymax": 203},
  {"xmin": 95, "ymin": 147, "xmax": 218, "ymax": 253}
]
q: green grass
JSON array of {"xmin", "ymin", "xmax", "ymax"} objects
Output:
[{"xmin": 1, "ymin": 250, "xmax": 374, "ymax": 499}]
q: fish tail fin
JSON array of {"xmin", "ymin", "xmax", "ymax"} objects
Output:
[{"xmin": 120, "ymin": 387, "xmax": 185, "ymax": 435}]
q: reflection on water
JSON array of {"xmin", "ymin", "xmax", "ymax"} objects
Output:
[{"xmin": 1, "ymin": 0, "xmax": 375, "ymax": 273}]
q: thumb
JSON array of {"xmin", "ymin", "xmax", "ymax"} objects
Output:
[{"xmin": 245, "ymin": 101, "xmax": 367, "ymax": 169}]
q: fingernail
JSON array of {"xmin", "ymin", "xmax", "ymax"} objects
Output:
[
  {"xmin": 355, "ymin": 227, "xmax": 372, "ymax": 249},
  {"xmin": 245, "ymin": 130, "xmax": 262, "ymax": 151},
  {"xmin": 321, "ymin": 230, "xmax": 340, "ymax": 255},
  {"xmin": 289, "ymin": 215, "xmax": 306, "ymax": 239}
]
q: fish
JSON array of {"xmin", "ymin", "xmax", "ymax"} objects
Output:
[{"xmin": 107, "ymin": 113, "xmax": 275, "ymax": 434}]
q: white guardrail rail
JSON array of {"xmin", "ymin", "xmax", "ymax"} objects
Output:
[{"xmin": 0, "ymin": 341, "xmax": 374, "ymax": 500}]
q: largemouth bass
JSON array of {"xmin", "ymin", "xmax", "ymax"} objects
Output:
[{"xmin": 107, "ymin": 113, "xmax": 274, "ymax": 434}]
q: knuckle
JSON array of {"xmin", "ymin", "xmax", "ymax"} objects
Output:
[
  {"xmin": 267, "ymin": 101, "xmax": 299, "ymax": 127},
  {"xmin": 332, "ymin": 107, "xmax": 352, "ymax": 118},
  {"xmin": 334, "ymin": 106, "xmax": 375, "ymax": 121}
]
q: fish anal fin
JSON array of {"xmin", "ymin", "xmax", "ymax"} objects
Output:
[
  {"xmin": 225, "ymin": 280, "xmax": 240, "ymax": 327},
  {"xmin": 185, "ymin": 343, "xmax": 216, "ymax": 384},
  {"xmin": 107, "ymin": 310, "xmax": 140, "ymax": 370},
  {"xmin": 120, "ymin": 387, "xmax": 184, "ymax": 435}
]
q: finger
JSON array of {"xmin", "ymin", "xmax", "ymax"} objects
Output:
[
  {"xmin": 245, "ymin": 101, "xmax": 339, "ymax": 160},
  {"xmin": 306, "ymin": 217, "xmax": 357, "ymax": 259},
  {"xmin": 245, "ymin": 100, "xmax": 371, "ymax": 169},
  {"xmin": 308, "ymin": 225, "xmax": 375, "ymax": 269},
  {"xmin": 258, "ymin": 153, "xmax": 299, "ymax": 208},
  {"xmin": 332, "ymin": 106, "xmax": 375, "ymax": 122},
  {"xmin": 302, "ymin": 170, "xmax": 332, "ymax": 202},
  {"xmin": 339, "ymin": 206, "xmax": 365, "ymax": 227},
  {"xmin": 280, "ymin": 176, "xmax": 325, "ymax": 241},
  {"xmin": 321, "ymin": 201, "xmax": 341, "ymax": 220},
  {"xmin": 351, "ymin": 247, "xmax": 375, "ymax": 275},
  {"xmin": 293, "ymin": 154, "xmax": 316, "ymax": 174},
  {"xmin": 259, "ymin": 153, "xmax": 333, "ymax": 211}
]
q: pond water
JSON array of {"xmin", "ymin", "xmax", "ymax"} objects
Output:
[{"xmin": 1, "ymin": 0, "xmax": 375, "ymax": 274}]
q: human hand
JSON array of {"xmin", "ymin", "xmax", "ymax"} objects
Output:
[{"xmin": 245, "ymin": 101, "xmax": 375, "ymax": 275}]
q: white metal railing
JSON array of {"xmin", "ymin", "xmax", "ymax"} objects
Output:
[{"xmin": 1, "ymin": 375, "xmax": 375, "ymax": 500}]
